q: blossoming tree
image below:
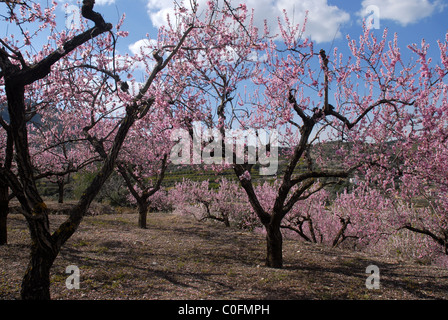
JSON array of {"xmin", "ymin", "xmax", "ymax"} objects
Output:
[
  {"xmin": 172, "ymin": 0, "xmax": 448, "ymax": 268},
  {"xmin": 117, "ymin": 107, "xmax": 171, "ymax": 229},
  {"xmin": 0, "ymin": 0, "xmax": 240, "ymax": 299}
]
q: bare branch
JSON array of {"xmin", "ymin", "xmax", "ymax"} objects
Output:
[
  {"xmin": 398, "ymin": 224, "xmax": 447, "ymax": 253},
  {"xmin": 9, "ymin": 1, "xmax": 113, "ymax": 86},
  {"xmin": 325, "ymin": 99, "xmax": 415, "ymax": 130},
  {"xmin": 290, "ymin": 164, "xmax": 360, "ymax": 186}
]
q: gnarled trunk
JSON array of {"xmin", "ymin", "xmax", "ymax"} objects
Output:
[
  {"xmin": 265, "ymin": 222, "xmax": 283, "ymax": 268},
  {"xmin": 57, "ymin": 178, "xmax": 64, "ymax": 204},
  {"xmin": 0, "ymin": 185, "xmax": 8, "ymax": 245},
  {"xmin": 21, "ymin": 246, "xmax": 57, "ymax": 300},
  {"xmin": 137, "ymin": 201, "xmax": 149, "ymax": 229}
]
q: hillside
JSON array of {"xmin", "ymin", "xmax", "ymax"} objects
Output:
[
  {"xmin": 33, "ymin": 142, "xmax": 359, "ymax": 201},
  {"xmin": 1, "ymin": 209, "xmax": 448, "ymax": 300}
]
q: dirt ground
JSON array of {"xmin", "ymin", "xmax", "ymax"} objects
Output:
[{"xmin": 1, "ymin": 210, "xmax": 448, "ymax": 300}]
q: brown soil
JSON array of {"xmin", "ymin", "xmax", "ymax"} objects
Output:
[{"xmin": 1, "ymin": 209, "xmax": 448, "ymax": 300}]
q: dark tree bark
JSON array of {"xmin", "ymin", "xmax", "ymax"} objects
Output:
[
  {"xmin": 20, "ymin": 246, "xmax": 57, "ymax": 300},
  {"xmin": 332, "ymin": 217, "xmax": 351, "ymax": 248},
  {"xmin": 0, "ymin": 117, "xmax": 13, "ymax": 246},
  {"xmin": 0, "ymin": 184, "xmax": 8, "ymax": 245},
  {"xmin": 399, "ymin": 224, "xmax": 448, "ymax": 255},
  {"xmin": 57, "ymin": 178, "xmax": 64, "ymax": 204},
  {"xmin": 198, "ymin": 200, "xmax": 231, "ymax": 227},
  {"xmin": 137, "ymin": 201, "xmax": 149, "ymax": 229},
  {"xmin": 0, "ymin": 2, "xmax": 114, "ymax": 299},
  {"xmin": 265, "ymin": 221, "xmax": 283, "ymax": 268}
]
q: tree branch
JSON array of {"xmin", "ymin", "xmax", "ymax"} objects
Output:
[
  {"xmin": 11, "ymin": 0, "xmax": 112, "ymax": 86},
  {"xmin": 324, "ymin": 99, "xmax": 415, "ymax": 130},
  {"xmin": 234, "ymin": 164, "xmax": 271, "ymax": 225},
  {"xmin": 281, "ymin": 179, "xmax": 315, "ymax": 215},
  {"xmin": 399, "ymin": 224, "xmax": 447, "ymax": 251},
  {"xmin": 290, "ymin": 163, "xmax": 361, "ymax": 186}
]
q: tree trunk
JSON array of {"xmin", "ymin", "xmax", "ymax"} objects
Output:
[
  {"xmin": 138, "ymin": 201, "xmax": 149, "ymax": 229},
  {"xmin": 0, "ymin": 185, "xmax": 8, "ymax": 245},
  {"xmin": 332, "ymin": 217, "xmax": 350, "ymax": 248},
  {"xmin": 265, "ymin": 222, "xmax": 283, "ymax": 268},
  {"xmin": 223, "ymin": 214, "xmax": 230, "ymax": 228},
  {"xmin": 0, "ymin": 1, "xmax": 131, "ymax": 300},
  {"xmin": 57, "ymin": 179, "xmax": 64, "ymax": 204},
  {"xmin": 21, "ymin": 247, "xmax": 56, "ymax": 300}
]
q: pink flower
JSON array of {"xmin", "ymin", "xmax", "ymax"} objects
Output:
[{"xmin": 239, "ymin": 170, "xmax": 251, "ymax": 181}]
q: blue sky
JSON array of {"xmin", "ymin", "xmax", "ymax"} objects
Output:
[
  {"xmin": 1, "ymin": 0, "xmax": 447, "ymax": 66},
  {"xmin": 1, "ymin": 1, "xmax": 447, "ymax": 148},
  {"xmin": 80, "ymin": 0, "xmax": 448, "ymax": 62}
]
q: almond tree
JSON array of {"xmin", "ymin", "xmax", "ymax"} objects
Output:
[
  {"xmin": 169, "ymin": 177, "xmax": 253, "ymax": 228},
  {"xmin": 250, "ymin": 26, "xmax": 448, "ymax": 263},
  {"xmin": 0, "ymin": 1, "xmax": 116, "ymax": 298},
  {"xmin": 357, "ymin": 34, "xmax": 448, "ymax": 256},
  {"xmin": 244, "ymin": 21, "xmax": 436, "ymax": 267},
  {"xmin": 176, "ymin": 0, "xmax": 444, "ymax": 268},
  {"xmin": 117, "ymin": 107, "xmax": 171, "ymax": 229},
  {"xmin": 0, "ymin": 0, "xmax": 223, "ymax": 299},
  {"xmin": 106, "ymin": 1, "xmax": 256, "ymax": 229},
  {"xmin": 394, "ymin": 38, "xmax": 448, "ymax": 255}
]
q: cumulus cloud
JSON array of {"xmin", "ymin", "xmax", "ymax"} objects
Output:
[
  {"xmin": 146, "ymin": 0, "xmax": 350, "ymax": 43},
  {"xmin": 128, "ymin": 39, "xmax": 156, "ymax": 56},
  {"xmin": 127, "ymin": 38, "xmax": 159, "ymax": 70},
  {"xmin": 275, "ymin": 0, "xmax": 350, "ymax": 43},
  {"xmin": 360, "ymin": 0, "xmax": 445, "ymax": 26}
]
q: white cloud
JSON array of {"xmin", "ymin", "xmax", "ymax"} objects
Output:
[
  {"xmin": 360, "ymin": 0, "xmax": 445, "ymax": 26},
  {"xmin": 128, "ymin": 38, "xmax": 158, "ymax": 70},
  {"xmin": 146, "ymin": 0, "xmax": 350, "ymax": 43},
  {"xmin": 128, "ymin": 39, "xmax": 156, "ymax": 56},
  {"xmin": 95, "ymin": 0, "xmax": 115, "ymax": 6},
  {"xmin": 272, "ymin": 0, "xmax": 350, "ymax": 43}
]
